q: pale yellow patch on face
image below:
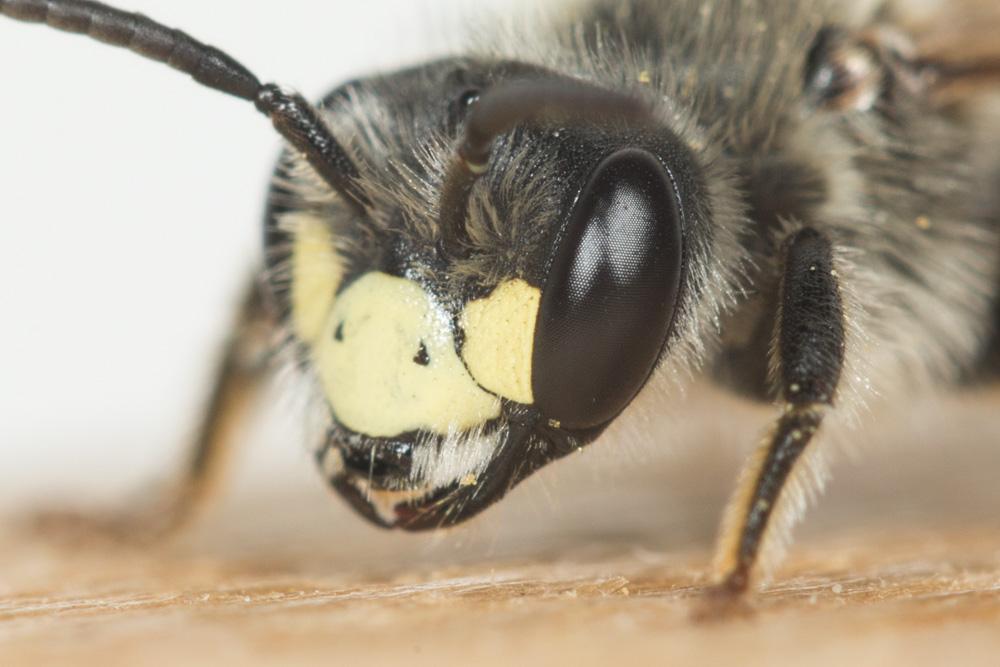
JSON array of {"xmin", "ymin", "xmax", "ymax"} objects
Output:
[
  {"xmin": 290, "ymin": 213, "xmax": 343, "ymax": 343},
  {"xmin": 460, "ymin": 279, "xmax": 541, "ymax": 405},
  {"xmin": 314, "ymin": 272, "xmax": 500, "ymax": 438}
]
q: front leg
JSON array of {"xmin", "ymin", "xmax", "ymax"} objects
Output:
[
  {"xmin": 713, "ymin": 227, "xmax": 846, "ymax": 594},
  {"xmin": 32, "ymin": 277, "xmax": 275, "ymax": 543}
]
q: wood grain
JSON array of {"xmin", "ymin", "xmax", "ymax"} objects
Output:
[{"xmin": 2, "ymin": 385, "xmax": 999, "ymax": 665}]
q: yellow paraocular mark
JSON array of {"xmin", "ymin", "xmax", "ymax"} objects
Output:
[
  {"xmin": 290, "ymin": 213, "xmax": 343, "ymax": 343},
  {"xmin": 460, "ymin": 279, "xmax": 541, "ymax": 405}
]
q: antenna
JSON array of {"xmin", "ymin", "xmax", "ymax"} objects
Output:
[
  {"xmin": 438, "ymin": 79, "xmax": 651, "ymax": 256},
  {"xmin": 1, "ymin": 0, "xmax": 368, "ymax": 211}
]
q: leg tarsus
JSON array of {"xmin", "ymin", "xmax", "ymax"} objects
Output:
[{"xmin": 692, "ymin": 577, "xmax": 758, "ymax": 623}]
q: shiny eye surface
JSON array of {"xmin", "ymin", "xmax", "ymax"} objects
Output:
[
  {"xmin": 532, "ymin": 148, "xmax": 684, "ymax": 429},
  {"xmin": 458, "ymin": 88, "xmax": 481, "ymax": 109},
  {"xmin": 447, "ymin": 88, "xmax": 481, "ymax": 132}
]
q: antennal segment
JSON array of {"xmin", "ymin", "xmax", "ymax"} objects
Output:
[
  {"xmin": 1, "ymin": 0, "xmax": 368, "ymax": 210},
  {"xmin": 439, "ymin": 79, "xmax": 652, "ymax": 256}
]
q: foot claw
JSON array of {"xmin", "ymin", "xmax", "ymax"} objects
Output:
[{"xmin": 691, "ymin": 575, "xmax": 756, "ymax": 622}]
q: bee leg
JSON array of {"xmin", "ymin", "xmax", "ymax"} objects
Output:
[
  {"xmin": 711, "ymin": 227, "xmax": 846, "ymax": 596},
  {"xmin": 34, "ymin": 278, "xmax": 276, "ymax": 543},
  {"xmin": 148, "ymin": 278, "xmax": 276, "ymax": 537}
]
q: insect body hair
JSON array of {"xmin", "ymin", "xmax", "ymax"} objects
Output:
[
  {"xmin": 258, "ymin": 0, "xmax": 1000, "ymax": 568},
  {"xmin": 452, "ymin": 0, "xmax": 991, "ymax": 433},
  {"xmin": 481, "ymin": 0, "xmax": 999, "ymax": 577},
  {"xmin": 267, "ymin": 0, "xmax": 999, "ymax": 446}
]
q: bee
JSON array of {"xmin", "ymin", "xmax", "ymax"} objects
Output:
[{"xmin": 3, "ymin": 0, "xmax": 999, "ymax": 597}]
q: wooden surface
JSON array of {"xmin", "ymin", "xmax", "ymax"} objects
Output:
[{"xmin": 2, "ymin": 386, "xmax": 999, "ymax": 665}]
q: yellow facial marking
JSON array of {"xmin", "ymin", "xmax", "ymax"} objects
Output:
[
  {"xmin": 314, "ymin": 272, "xmax": 500, "ymax": 438},
  {"xmin": 460, "ymin": 279, "xmax": 541, "ymax": 404},
  {"xmin": 290, "ymin": 213, "xmax": 343, "ymax": 343}
]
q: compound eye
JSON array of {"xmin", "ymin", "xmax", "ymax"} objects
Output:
[
  {"xmin": 447, "ymin": 88, "xmax": 481, "ymax": 132},
  {"xmin": 533, "ymin": 148, "xmax": 684, "ymax": 429}
]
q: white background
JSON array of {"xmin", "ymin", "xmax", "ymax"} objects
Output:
[{"xmin": 0, "ymin": 0, "xmax": 526, "ymax": 507}]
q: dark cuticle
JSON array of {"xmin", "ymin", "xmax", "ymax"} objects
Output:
[
  {"xmin": 447, "ymin": 88, "xmax": 482, "ymax": 135},
  {"xmin": 459, "ymin": 89, "xmax": 481, "ymax": 109},
  {"xmin": 413, "ymin": 342, "xmax": 431, "ymax": 366},
  {"xmin": 334, "ymin": 321, "xmax": 345, "ymax": 342}
]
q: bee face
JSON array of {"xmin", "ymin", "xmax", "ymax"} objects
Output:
[{"xmin": 268, "ymin": 58, "xmax": 729, "ymax": 529}]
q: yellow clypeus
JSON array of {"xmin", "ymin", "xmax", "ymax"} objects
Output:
[{"xmin": 313, "ymin": 272, "xmax": 500, "ymax": 438}]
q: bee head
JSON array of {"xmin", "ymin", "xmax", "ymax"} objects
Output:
[{"xmin": 268, "ymin": 59, "xmax": 724, "ymax": 530}]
